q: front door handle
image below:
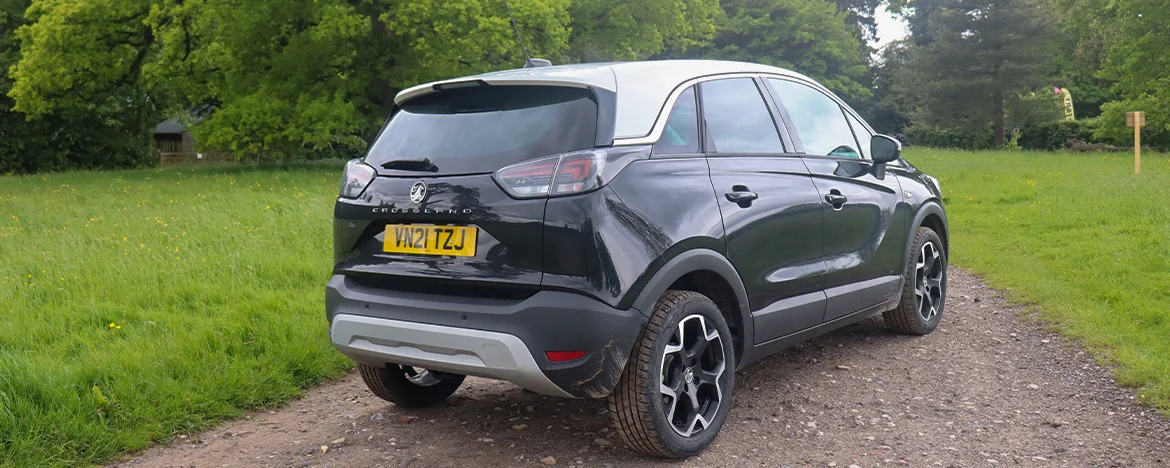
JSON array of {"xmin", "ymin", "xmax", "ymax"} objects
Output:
[
  {"xmin": 725, "ymin": 191, "xmax": 759, "ymax": 203},
  {"xmin": 825, "ymin": 190, "xmax": 847, "ymax": 208},
  {"xmin": 725, "ymin": 185, "xmax": 758, "ymax": 205}
]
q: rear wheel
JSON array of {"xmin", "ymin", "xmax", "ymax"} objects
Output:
[
  {"xmin": 609, "ymin": 290, "xmax": 735, "ymax": 458},
  {"xmin": 357, "ymin": 363, "xmax": 465, "ymax": 408},
  {"xmin": 884, "ymin": 227, "xmax": 947, "ymax": 335}
]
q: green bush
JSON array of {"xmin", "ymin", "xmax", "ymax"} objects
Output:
[
  {"xmin": 904, "ymin": 126, "xmax": 995, "ymax": 150},
  {"xmin": 904, "ymin": 119, "xmax": 1107, "ymax": 151},
  {"xmin": 1017, "ymin": 118, "xmax": 1101, "ymax": 151}
]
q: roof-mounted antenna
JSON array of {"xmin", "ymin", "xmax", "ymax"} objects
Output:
[{"xmin": 505, "ymin": 2, "xmax": 552, "ymax": 68}]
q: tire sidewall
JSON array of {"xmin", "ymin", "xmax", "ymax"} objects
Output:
[
  {"xmin": 909, "ymin": 229, "xmax": 947, "ymax": 330},
  {"xmin": 645, "ymin": 294, "xmax": 736, "ymax": 454}
]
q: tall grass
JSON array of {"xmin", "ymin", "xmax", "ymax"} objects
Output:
[
  {"xmin": 906, "ymin": 148, "xmax": 1170, "ymax": 414},
  {"xmin": 0, "ymin": 163, "xmax": 352, "ymax": 466}
]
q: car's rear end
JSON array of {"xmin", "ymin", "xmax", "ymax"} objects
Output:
[{"xmin": 327, "ymin": 76, "xmax": 649, "ymax": 398}]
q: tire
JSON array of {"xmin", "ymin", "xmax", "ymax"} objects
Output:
[
  {"xmin": 608, "ymin": 290, "xmax": 735, "ymax": 458},
  {"xmin": 357, "ymin": 363, "xmax": 465, "ymax": 408},
  {"xmin": 884, "ymin": 227, "xmax": 948, "ymax": 335}
]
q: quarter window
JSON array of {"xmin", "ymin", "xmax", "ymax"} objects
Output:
[
  {"xmin": 700, "ymin": 78, "xmax": 784, "ymax": 154},
  {"xmin": 768, "ymin": 79, "xmax": 861, "ymax": 159},
  {"xmin": 654, "ymin": 87, "xmax": 700, "ymax": 154}
]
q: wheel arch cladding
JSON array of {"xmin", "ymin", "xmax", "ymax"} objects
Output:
[
  {"xmin": 630, "ymin": 249, "xmax": 752, "ymax": 366},
  {"xmin": 907, "ymin": 202, "xmax": 949, "ymax": 265}
]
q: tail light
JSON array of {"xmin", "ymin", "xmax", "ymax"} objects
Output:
[
  {"xmin": 340, "ymin": 159, "xmax": 376, "ymax": 199},
  {"xmin": 493, "ymin": 146, "xmax": 651, "ymax": 199}
]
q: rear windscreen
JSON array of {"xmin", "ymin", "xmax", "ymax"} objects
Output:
[{"xmin": 365, "ymin": 86, "xmax": 599, "ymax": 175}]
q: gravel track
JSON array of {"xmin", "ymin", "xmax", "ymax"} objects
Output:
[{"xmin": 115, "ymin": 269, "xmax": 1170, "ymax": 467}]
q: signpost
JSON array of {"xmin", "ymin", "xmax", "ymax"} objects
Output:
[{"xmin": 1126, "ymin": 111, "xmax": 1145, "ymax": 175}]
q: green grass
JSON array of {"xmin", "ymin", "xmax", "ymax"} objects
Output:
[
  {"xmin": 0, "ymin": 163, "xmax": 352, "ymax": 467},
  {"xmin": 905, "ymin": 147, "xmax": 1170, "ymax": 414}
]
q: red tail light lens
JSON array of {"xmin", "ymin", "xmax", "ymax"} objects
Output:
[
  {"xmin": 551, "ymin": 153, "xmax": 597, "ymax": 195},
  {"xmin": 493, "ymin": 155, "xmax": 562, "ymax": 197},
  {"xmin": 493, "ymin": 147, "xmax": 651, "ymax": 199},
  {"xmin": 545, "ymin": 351, "xmax": 587, "ymax": 362}
]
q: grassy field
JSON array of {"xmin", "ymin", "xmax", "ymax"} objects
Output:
[
  {"xmin": 905, "ymin": 147, "xmax": 1170, "ymax": 414},
  {"xmin": 0, "ymin": 163, "xmax": 352, "ymax": 467}
]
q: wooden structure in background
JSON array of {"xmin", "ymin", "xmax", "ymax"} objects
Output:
[{"xmin": 1126, "ymin": 111, "xmax": 1145, "ymax": 175}]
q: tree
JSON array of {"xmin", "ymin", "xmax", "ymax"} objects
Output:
[
  {"xmin": 1, "ymin": 0, "xmax": 161, "ymax": 174},
  {"xmin": 901, "ymin": 0, "xmax": 1058, "ymax": 146},
  {"xmin": 682, "ymin": 0, "xmax": 871, "ymax": 101},
  {"xmin": 8, "ymin": 0, "xmax": 720, "ymax": 162},
  {"xmin": 1080, "ymin": 0, "xmax": 1170, "ymax": 147},
  {"xmin": 834, "ymin": 0, "xmax": 883, "ymax": 44},
  {"xmin": 568, "ymin": 0, "xmax": 720, "ymax": 61}
]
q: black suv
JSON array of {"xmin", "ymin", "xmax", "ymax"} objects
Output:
[{"xmin": 328, "ymin": 60, "xmax": 948, "ymax": 458}]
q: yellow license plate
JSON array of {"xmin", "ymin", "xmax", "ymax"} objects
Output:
[{"xmin": 383, "ymin": 224, "xmax": 478, "ymax": 257}]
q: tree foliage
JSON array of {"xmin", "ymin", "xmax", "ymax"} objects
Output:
[
  {"xmin": 569, "ymin": 0, "xmax": 720, "ymax": 61},
  {"xmin": 3, "ymin": 0, "xmax": 734, "ymax": 167},
  {"xmin": 893, "ymin": 0, "xmax": 1059, "ymax": 146},
  {"xmin": 1077, "ymin": 0, "xmax": 1170, "ymax": 147},
  {"xmin": 682, "ymin": 0, "xmax": 871, "ymax": 100},
  {"xmin": 1, "ymin": 0, "xmax": 159, "ymax": 174}
]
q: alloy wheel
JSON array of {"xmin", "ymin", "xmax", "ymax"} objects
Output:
[
  {"xmin": 402, "ymin": 366, "xmax": 441, "ymax": 387},
  {"xmin": 659, "ymin": 314, "xmax": 728, "ymax": 437},
  {"xmin": 915, "ymin": 241, "xmax": 945, "ymax": 322}
]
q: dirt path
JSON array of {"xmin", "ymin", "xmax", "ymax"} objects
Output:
[{"xmin": 114, "ymin": 269, "xmax": 1170, "ymax": 467}]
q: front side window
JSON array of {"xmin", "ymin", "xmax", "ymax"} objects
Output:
[
  {"xmin": 768, "ymin": 79, "xmax": 861, "ymax": 159},
  {"xmin": 700, "ymin": 78, "xmax": 784, "ymax": 154},
  {"xmin": 844, "ymin": 111, "xmax": 873, "ymax": 159},
  {"xmin": 654, "ymin": 86, "xmax": 700, "ymax": 155}
]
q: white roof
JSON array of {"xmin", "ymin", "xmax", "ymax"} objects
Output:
[{"xmin": 395, "ymin": 60, "xmax": 817, "ymax": 141}]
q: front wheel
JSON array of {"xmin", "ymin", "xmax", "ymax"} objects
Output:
[
  {"xmin": 358, "ymin": 363, "xmax": 465, "ymax": 408},
  {"xmin": 884, "ymin": 226, "xmax": 947, "ymax": 335},
  {"xmin": 608, "ymin": 290, "xmax": 735, "ymax": 458}
]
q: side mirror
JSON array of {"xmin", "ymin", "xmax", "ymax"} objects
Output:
[{"xmin": 871, "ymin": 134, "xmax": 901, "ymax": 164}]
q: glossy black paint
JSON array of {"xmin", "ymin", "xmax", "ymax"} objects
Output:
[
  {"xmin": 800, "ymin": 157, "xmax": 908, "ymax": 321},
  {"xmin": 707, "ymin": 155, "xmax": 827, "ymax": 342},
  {"xmin": 544, "ymin": 158, "xmax": 726, "ymax": 309},
  {"xmin": 333, "ymin": 174, "xmax": 546, "ymax": 291}
]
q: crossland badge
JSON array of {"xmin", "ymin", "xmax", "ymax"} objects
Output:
[{"xmin": 409, "ymin": 181, "xmax": 427, "ymax": 203}]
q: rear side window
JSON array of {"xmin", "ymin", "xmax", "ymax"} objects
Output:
[
  {"xmin": 768, "ymin": 79, "xmax": 861, "ymax": 159},
  {"xmin": 654, "ymin": 87, "xmax": 700, "ymax": 155},
  {"xmin": 700, "ymin": 78, "xmax": 784, "ymax": 154},
  {"xmin": 366, "ymin": 86, "xmax": 598, "ymax": 175}
]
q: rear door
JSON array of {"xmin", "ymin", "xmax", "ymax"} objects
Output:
[
  {"xmin": 702, "ymin": 77, "xmax": 828, "ymax": 344},
  {"xmin": 333, "ymin": 85, "xmax": 600, "ymax": 297},
  {"xmin": 764, "ymin": 78, "xmax": 906, "ymax": 322}
]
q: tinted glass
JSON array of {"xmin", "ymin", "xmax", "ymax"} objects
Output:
[
  {"xmin": 768, "ymin": 79, "xmax": 860, "ymax": 159},
  {"xmin": 844, "ymin": 111, "xmax": 873, "ymax": 159},
  {"xmin": 700, "ymin": 78, "xmax": 784, "ymax": 154},
  {"xmin": 366, "ymin": 86, "xmax": 598, "ymax": 175},
  {"xmin": 654, "ymin": 87, "xmax": 700, "ymax": 154}
]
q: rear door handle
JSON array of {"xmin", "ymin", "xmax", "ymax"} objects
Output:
[
  {"xmin": 825, "ymin": 190, "xmax": 847, "ymax": 208},
  {"xmin": 725, "ymin": 185, "xmax": 758, "ymax": 204}
]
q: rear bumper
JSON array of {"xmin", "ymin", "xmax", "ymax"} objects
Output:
[
  {"xmin": 331, "ymin": 314, "xmax": 574, "ymax": 397},
  {"xmin": 326, "ymin": 274, "xmax": 646, "ymax": 398}
]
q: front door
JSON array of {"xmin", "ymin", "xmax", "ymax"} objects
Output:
[
  {"xmin": 700, "ymin": 77, "xmax": 827, "ymax": 343},
  {"xmin": 765, "ymin": 77, "xmax": 906, "ymax": 322}
]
